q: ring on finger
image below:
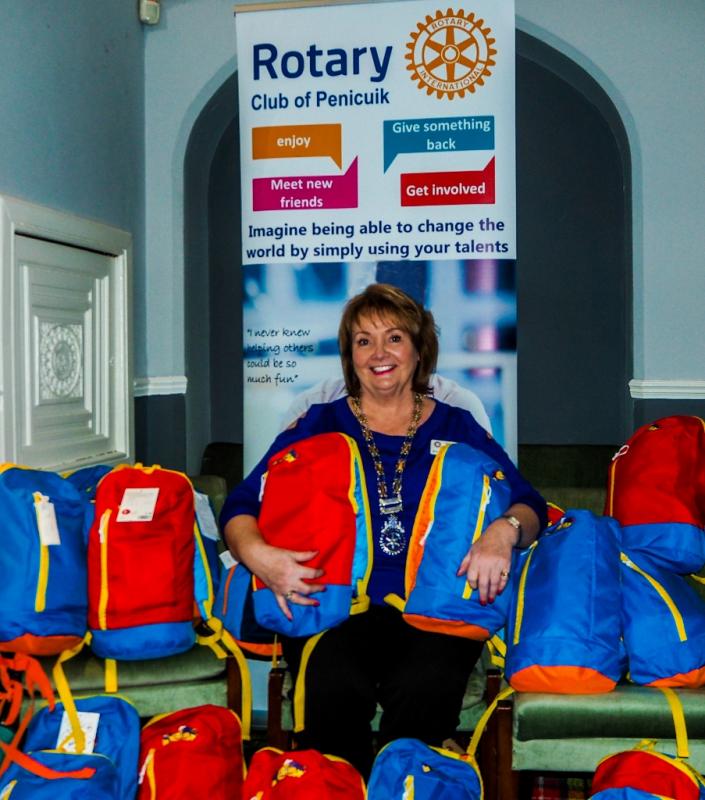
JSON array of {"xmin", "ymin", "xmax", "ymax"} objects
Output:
[
  {"xmin": 500, "ymin": 570, "xmax": 510, "ymax": 579},
  {"xmin": 285, "ymin": 591, "xmax": 294, "ymax": 600}
]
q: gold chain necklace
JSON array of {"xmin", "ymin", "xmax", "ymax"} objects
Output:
[{"xmin": 350, "ymin": 392, "xmax": 423, "ymax": 555}]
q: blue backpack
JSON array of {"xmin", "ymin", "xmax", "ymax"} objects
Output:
[
  {"xmin": 367, "ymin": 686, "xmax": 513, "ymax": 799},
  {"xmin": 63, "ymin": 465, "xmax": 114, "ymax": 503},
  {"xmin": 0, "ymin": 750, "xmax": 119, "ymax": 798},
  {"xmin": 0, "ymin": 464, "xmax": 91, "ymax": 656},
  {"xmin": 213, "ymin": 560, "xmax": 281, "ymax": 659},
  {"xmin": 385, "ymin": 442, "xmax": 515, "ymax": 640},
  {"xmin": 505, "ymin": 509, "xmax": 625, "ymax": 693},
  {"xmin": 22, "ymin": 694, "xmax": 140, "ymax": 799},
  {"xmin": 620, "ymin": 552, "xmax": 705, "ymax": 687}
]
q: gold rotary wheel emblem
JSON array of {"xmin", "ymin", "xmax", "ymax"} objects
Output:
[{"xmin": 406, "ymin": 8, "xmax": 496, "ymax": 99}]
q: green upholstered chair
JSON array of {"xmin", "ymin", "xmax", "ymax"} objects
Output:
[
  {"xmin": 487, "ymin": 677, "xmax": 705, "ymax": 800},
  {"xmin": 37, "ymin": 643, "xmax": 243, "ymax": 720}
]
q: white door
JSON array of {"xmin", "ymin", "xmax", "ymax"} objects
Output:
[{"xmin": 0, "ymin": 204, "xmax": 132, "ymax": 471}]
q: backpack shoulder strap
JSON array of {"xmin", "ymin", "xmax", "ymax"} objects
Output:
[{"xmin": 466, "ymin": 684, "xmax": 514, "ymax": 759}]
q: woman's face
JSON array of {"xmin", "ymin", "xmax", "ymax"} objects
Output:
[{"xmin": 350, "ymin": 313, "xmax": 419, "ymax": 401}]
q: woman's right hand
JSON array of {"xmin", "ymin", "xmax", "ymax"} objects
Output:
[
  {"xmin": 243, "ymin": 540, "xmax": 326, "ymax": 620},
  {"xmin": 224, "ymin": 514, "xmax": 325, "ymax": 619}
]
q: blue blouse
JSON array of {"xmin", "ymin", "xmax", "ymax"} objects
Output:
[{"xmin": 220, "ymin": 398, "xmax": 547, "ymax": 605}]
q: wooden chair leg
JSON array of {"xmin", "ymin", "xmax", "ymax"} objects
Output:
[
  {"xmin": 496, "ymin": 696, "xmax": 519, "ymax": 800},
  {"xmin": 267, "ymin": 666, "xmax": 290, "ymax": 749},
  {"xmin": 480, "ymin": 669, "xmax": 502, "ymax": 800}
]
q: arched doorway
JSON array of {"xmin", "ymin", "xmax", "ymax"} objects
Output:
[{"xmin": 183, "ymin": 31, "xmax": 632, "ymax": 470}]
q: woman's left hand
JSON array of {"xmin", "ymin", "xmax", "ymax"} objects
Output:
[{"xmin": 457, "ymin": 518, "xmax": 516, "ymax": 605}]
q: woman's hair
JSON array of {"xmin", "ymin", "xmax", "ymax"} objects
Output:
[{"xmin": 338, "ymin": 283, "xmax": 439, "ymax": 397}]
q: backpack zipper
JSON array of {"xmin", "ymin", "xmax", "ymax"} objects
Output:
[
  {"xmin": 32, "ymin": 493, "xmax": 49, "ymax": 613},
  {"xmin": 462, "ymin": 474, "xmax": 492, "ymax": 600},
  {"xmin": 620, "ymin": 552, "xmax": 687, "ymax": 641},
  {"xmin": 511, "ymin": 542, "xmax": 538, "ymax": 644},
  {"xmin": 137, "ymin": 748, "xmax": 156, "ymax": 798},
  {"xmin": 97, "ymin": 509, "xmax": 112, "ymax": 630},
  {"xmin": 605, "ymin": 444, "xmax": 629, "ymax": 516}
]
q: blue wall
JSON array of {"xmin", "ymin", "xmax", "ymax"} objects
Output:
[{"xmin": 0, "ymin": 1, "xmax": 145, "ymax": 314}]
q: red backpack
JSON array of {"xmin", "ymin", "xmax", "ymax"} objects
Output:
[
  {"xmin": 87, "ymin": 464, "xmax": 204, "ymax": 660},
  {"xmin": 605, "ymin": 416, "xmax": 705, "ymax": 572},
  {"xmin": 137, "ymin": 705, "xmax": 244, "ymax": 799},
  {"xmin": 590, "ymin": 688, "xmax": 705, "ymax": 799},
  {"xmin": 252, "ymin": 433, "xmax": 373, "ymax": 637},
  {"xmin": 243, "ymin": 747, "xmax": 366, "ymax": 799}
]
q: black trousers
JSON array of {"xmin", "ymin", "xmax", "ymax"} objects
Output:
[{"xmin": 282, "ymin": 605, "xmax": 484, "ymax": 778}]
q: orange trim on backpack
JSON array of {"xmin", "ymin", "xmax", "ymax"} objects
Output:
[
  {"xmin": 0, "ymin": 635, "xmax": 84, "ymax": 657},
  {"xmin": 648, "ymin": 666, "xmax": 705, "ymax": 689},
  {"xmin": 402, "ymin": 614, "xmax": 490, "ymax": 640},
  {"xmin": 221, "ymin": 568, "xmax": 236, "ymax": 616},
  {"xmin": 235, "ymin": 639, "xmax": 282, "ymax": 658},
  {"xmin": 509, "ymin": 665, "xmax": 617, "ymax": 694},
  {"xmin": 404, "ymin": 445, "xmax": 446, "ymax": 596}
]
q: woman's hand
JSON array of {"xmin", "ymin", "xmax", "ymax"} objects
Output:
[
  {"xmin": 246, "ymin": 540, "xmax": 326, "ymax": 620},
  {"xmin": 223, "ymin": 514, "xmax": 325, "ymax": 620},
  {"xmin": 457, "ymin": 504, "xmax": 540, "ymax": 604},
  {"xmin": 457, "ymin": 518, "xmax": 516, "ymax": 604}
]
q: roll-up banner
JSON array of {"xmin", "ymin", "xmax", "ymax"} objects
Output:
[{"xmin": 236, "ymin": 0, "xmax": 517, "ymax": 472}]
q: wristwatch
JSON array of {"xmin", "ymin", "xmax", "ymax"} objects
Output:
[{"xmin": 501, "ymin": 513, "xmax": 523, "ymax": 546}]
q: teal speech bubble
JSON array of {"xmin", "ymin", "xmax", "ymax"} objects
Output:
[{"xmin": 383, "ymin": 115, "xmax": 494, "ymax": 171}]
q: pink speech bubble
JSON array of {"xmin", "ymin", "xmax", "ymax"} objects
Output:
[{"xmin": 252, "ymin": 158, "xmax": 358, "ymax": 212}]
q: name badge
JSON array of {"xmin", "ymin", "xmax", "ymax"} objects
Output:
[{"xmin": 430, "ymin": 439, "xmax": 456, "ymax": 455}]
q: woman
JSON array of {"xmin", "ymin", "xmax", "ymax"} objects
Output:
[{"xmin": 221, "ymin": 283, "xmax": 546, "ymax": 776}]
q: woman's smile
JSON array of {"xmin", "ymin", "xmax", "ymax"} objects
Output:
[{"xmin": 351, "ymin": 314, "xmax": 419, "ymax": 399}]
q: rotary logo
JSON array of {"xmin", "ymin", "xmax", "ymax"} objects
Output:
[{"xmin": 406, "ymin": 8, "xmax": 496, "ymax": 99}]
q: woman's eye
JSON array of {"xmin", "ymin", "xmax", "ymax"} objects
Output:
[
  {"xmin": 390, "ymin": 334, "xmax": 402, "ymax": 343},
  {"xmin": 355, "ymin": 337, "xmax": 368, "ymax": 347}
]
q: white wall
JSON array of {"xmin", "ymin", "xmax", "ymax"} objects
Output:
[{"xmin": 142, "ymin": 0, "xmax": 705, "ymax": 386}]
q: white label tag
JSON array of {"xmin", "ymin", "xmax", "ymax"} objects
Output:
[
  {"xmin": 258, "ymin": 472, "xmax": 267, "ymax": 502},
  {"xmin": 36, "ymin": 495, "xmax": 61, "ymax": 546},
  {"xmin": 219, "ymin": 550, "xmax": 238, "ymax": 570},
  {"xmin": 430, "ymin": 439, "xmax": 456, "ymax": 455},
  {"xmin": 117, "ymin": 488, "xmax": 159, "ymax": 522},
  {"xmin": 195, "ymin": 491, "xmax": 219, "ymax": 541},
  {"xmin": 57, "ymin": 710, "xmax": 100, "ymax": 753}
]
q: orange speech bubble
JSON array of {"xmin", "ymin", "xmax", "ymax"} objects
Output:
[{"xmin": 252, "ymin": 124, "xmax": 342, "ymax": 168}]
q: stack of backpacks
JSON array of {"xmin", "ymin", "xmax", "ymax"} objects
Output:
[
  {"xmin": 2, "ymin": 414, "xmax": 705, "ymax": 797},
  {"xmin": 0, "ymin": 461, "xmax": 254, "ymax": 796},
  {"xmin": 502, "ymin": 414, "xmax": 705, "ymax": 695}
]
